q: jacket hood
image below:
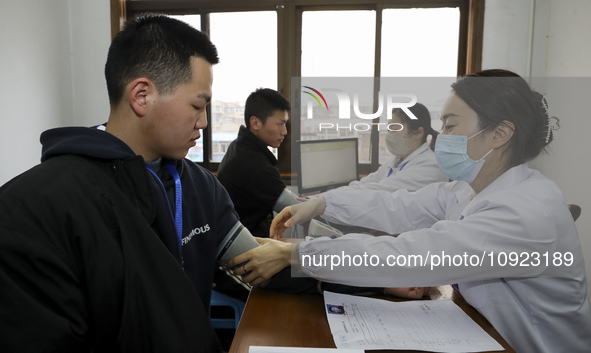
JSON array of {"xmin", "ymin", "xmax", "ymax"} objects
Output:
[{"xmin": 41, "ymin": 126, "xmax": 136, "ymax": 162}]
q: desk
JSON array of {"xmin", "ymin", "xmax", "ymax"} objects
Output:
[{"xmin": 229, "ymin": 286, "xmax": 515, "ymax": 353}]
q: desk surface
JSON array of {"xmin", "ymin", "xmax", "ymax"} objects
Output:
[{"xmin": 229, "ymin": 286, "xmax": 515, "ymax": 353}]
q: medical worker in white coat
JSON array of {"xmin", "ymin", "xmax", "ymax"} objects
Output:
[
  {"xmin": 231, "ymin": 70, "xmax": 591, "ymax": 353},
  {"xmin": 339, "ymin": 102, "xmax": 448, "ymax": 193}
]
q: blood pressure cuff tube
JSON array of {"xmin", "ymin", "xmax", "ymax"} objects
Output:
[
  {"xmin": 273, "ymin": 188, "xmax": 301, "ymax": 213},
  {"xmin": 216, "ymin": 222, "xmax": 259, "ymax": 266}
]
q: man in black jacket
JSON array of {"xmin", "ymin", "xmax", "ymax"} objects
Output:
[
  {"xmin": 218, "ymin": 88, "xmax": 297, "ymax": 237},
  {"xmin": 0, "ymin": 14, "xmax": 291, "ymax": 352}
]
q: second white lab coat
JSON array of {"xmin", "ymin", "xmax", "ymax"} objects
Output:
[
  {"xmin": 298, "ymin": 164, "xmax": 591, "ymax": 353},
  {"xmin": 341, "ymin": 142, "xmax": 448, "ymax": 193}
]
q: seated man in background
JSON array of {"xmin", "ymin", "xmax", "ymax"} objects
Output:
[
  {"xmin": 217, "ymin": 88, "xmax": 299, "ymax": 238},
  {"xmin": 216, "ymin": 88, "xmax": 311, "ymax": 300}
]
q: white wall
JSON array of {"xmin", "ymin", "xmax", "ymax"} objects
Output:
[
  {"xmin": 481, "ymin": 0, "xmax": 533, "ymax": 76},
  {"xmin": 0, "ymin": 0, "xmax": 110, "ymax": 185},
  {"xmin": 69, "ymin": 0, "xmax": 111, "ymax": 127},
  {"xmin": 482, "ymin": 0, "xmax": 591, "ymax": 293}
]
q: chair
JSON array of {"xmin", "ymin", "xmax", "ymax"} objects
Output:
[
  {"xmin": 209, "ymin": 289, "xmax": 246, "ymax": 329},
  {"xmin": 568, "ymin": 204, "xmax": 581, "ymax": 222}
]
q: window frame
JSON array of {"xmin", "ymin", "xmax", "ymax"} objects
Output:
[{"xmin": 112, "ymin": 0, "xmax": 484, "ymax": 177}]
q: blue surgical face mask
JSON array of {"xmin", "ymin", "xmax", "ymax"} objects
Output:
[{"xmin": 434, "ymin": 128, "xmax": 494, "ymax": 183}]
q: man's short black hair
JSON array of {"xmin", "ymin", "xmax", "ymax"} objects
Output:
[
  {"xmin": 105, "ymin": 13, "xmax": 219, "ymax": 106},
  {"xmin": 244, "ymin": 88, "xmax": 290, "ymax": 128}
]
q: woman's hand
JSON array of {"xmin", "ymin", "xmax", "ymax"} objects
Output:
[
  {"xmin": 270, "ymin": 197, "xmax": 327, "ymax": 239},
  {"xmin": 384, "ymin": 287, "xmax": 431, "ymax": 299},
  {"xmin": 227, "ymin": 238, "xmax": 292, "ymax": 286}
]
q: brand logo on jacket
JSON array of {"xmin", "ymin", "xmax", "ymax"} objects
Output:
[{"xmin": 182, "ymin": 224, "xmax": 211, "ymax": 245}]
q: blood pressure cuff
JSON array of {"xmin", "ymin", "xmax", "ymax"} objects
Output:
[
  {"xmin": 273, "ymin": 188, "xmax": 301, "ymax": 213},
  {"xmin": 216, "ymin": 222, "xmax": 259, "ymax": 266},
  {"xmin": 215, "ymin": 221, "xmax": 317, "ymax": 294}
]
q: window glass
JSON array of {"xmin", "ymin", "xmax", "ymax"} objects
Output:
[
  {"xmin": 378, "ymin": 8, "xmax": 460, "ymax": 164},
  {"xmin": 209, "ymin": 11, "xmax": 278, "ymax": 162},
  {"xmin": 301, "ymin": 10, "xmax": 376, "ymax": 163},
  {"xmin": 302, "ymin": 10, "xmax": 376, "ymax": 77},
  {"xmin": 165, "ymin": 6, "xmax": 466, "ymax": 169}
]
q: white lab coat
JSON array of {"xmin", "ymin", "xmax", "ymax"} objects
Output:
[
  {"xmin": 341, "ymin": 142, "xmax": 448, "ymax": 193},
  {"xmin": 298, "ymin": 164, "xmax": 591, "ymax": 353}
]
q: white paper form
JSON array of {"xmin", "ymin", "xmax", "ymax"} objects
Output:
[{"xmin": 323, "ymin": 291, "xmax": 503, "ymax": 352}]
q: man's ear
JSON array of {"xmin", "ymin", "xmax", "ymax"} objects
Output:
[
  {"xmin": 491, "ymin": 120, "xmax": 515, "ymax": 149},
  {"xmin": 249, "ymin": 116, "xmax": 261, "ymax": 131},
  {"xmin": 128, "ymin": 78, "xmax": 152, "ymax": 117}
]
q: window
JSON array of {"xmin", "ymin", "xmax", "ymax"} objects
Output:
[
  {"xmin": 378, "ymin": 7, "xmax": 460, "ymax": 164},
  {"xmin": 118, "ymin": 0, "xmax": 483, "ymax": 175},
  {"xmin": 297, "ymin": 5, "xmax": 464, "ymax": 171},
  {"xmin": 380, "ymin": 8, "xmax": 460, "ymax": 77},
  {"xmin": 209, "ymin": 11, "xmax": 277, "ymax": 162},
  {"xmin": 300, "ymin": 10, "xmax": 376, "ymax": 164},
  {"xmin": 301, "ymin": 10, "xmax": 376, "ymax": 77}
]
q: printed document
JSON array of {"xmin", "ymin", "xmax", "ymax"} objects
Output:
[{"xmin": 323, "ymin": 291, "xmax": 503, "ymax": 352}]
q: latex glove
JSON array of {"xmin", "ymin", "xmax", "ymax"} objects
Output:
[
  {"xmin": 228, "ymin": 237, "xmax": 292, "ymax": 287},
  {"xmin": 270, "ymin": 197, "xmax": 326, "ymax": 239}
]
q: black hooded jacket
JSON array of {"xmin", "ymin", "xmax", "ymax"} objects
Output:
[{"xmin": 0, "ymin": 127, "xmax": 239, "ymax": 352}]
